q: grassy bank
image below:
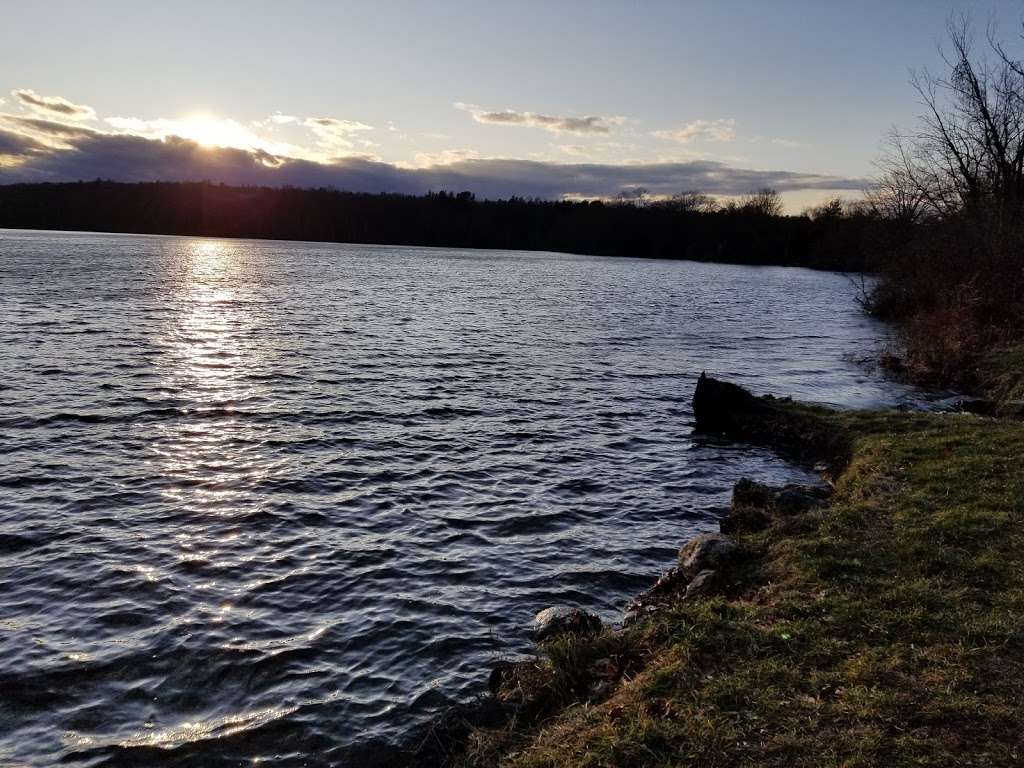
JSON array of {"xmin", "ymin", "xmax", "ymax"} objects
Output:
[{"xmin": 453, "ymin": 393, "xmax": 1024, "ymax": 767}]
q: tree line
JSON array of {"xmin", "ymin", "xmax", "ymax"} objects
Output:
[{"xmin": 0, "ymin": 181, "xmax": 880, "ymax": 272}]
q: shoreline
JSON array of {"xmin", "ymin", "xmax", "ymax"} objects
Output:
[{"xmin": 407, "ymin": 373, "xmax": 1024, "ymax": 767}]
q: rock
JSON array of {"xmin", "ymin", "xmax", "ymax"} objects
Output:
[
  {"xmin": 775, "ymin": 487, "xmax": 824, "ymax": 515},
  {"xmin": 622, "ymin": 566, "xmax": 690, "ymax": 627},
  {"xmin": 999, "ymin": 399, "xmax": 1024, "ymax": 419},
  {"xmin": 955, "ymin": 397, "xmax": 997, "ymax": 416},
  {"xmin": 692, "ymin": 372, "xmax": 767, "ymax": 435},
  {"xmin": 678, "ymin": 533, "xmax": 737, "ymax": 577},
  {"xmin": 794, "ymin": 483, "xmax": 833, "ymax": 499},
  {"xmin": 645, "ymin": 565, "xmax": 689, "ymax": 597},
  {"xmin": 621, "ymin": 603, "xmax": 658, "ymax": 628},
  {"xmin": 692, "ymin": 373, "xmax": 842, "ymax": 464},
  {"xmin": 533, "ymin": 606, "xmax": 602, "ymax": 643},
  {"xmin": 683, "ymin": 569, "xmax": 718, "ymax": 599},
  {"xmin": 732, "ymin": 478, "xmax": 776, "ymax": 508},
  {"xmin": 720, "ymin": 504, "xmax": 770, "ymax": 534}
]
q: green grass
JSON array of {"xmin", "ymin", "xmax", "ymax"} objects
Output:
[
  {"xmin": 462, "ymin": 408, "xmax": 1024, "ymax": 767},
  {"xmin": 977, "ymin": 343, "xmax": 1024, "ymax": 405}
]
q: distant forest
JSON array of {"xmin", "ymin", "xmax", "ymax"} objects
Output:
[{"xmin": 0, "ymin": 181, "xmax": 881, "ymax": 271}]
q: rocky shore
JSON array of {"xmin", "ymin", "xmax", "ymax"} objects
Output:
[
  {"xmin": 402, "ymin": 372, "xmax": 1024, "ymax": 768},
  {"xmin": 403, "ymin": 374, "xmax": 848, "ymax": 766}
]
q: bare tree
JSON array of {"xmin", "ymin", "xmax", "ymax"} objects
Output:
[
  {"xmin": 739, "ymin": 188, "xmax": 783, "ymax": 217},
  {"xmin": 653, "ymin": 190, "xmax": 719, "ymax": 213},
  {"xmin": 880, "ymin": 15, "xmax": 1024, "ymax": 223},
  {"xmin": 865, "ymin": 166, "xmax": 929, "ymax": 224}
]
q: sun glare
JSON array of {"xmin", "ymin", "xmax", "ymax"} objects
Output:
[{"xmin": 175, "ymin": 115, "xmax": 258, "ymax": 150}]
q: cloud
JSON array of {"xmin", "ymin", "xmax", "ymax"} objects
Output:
[
  {"xmin": 456, "ymin": 102, "xmax": 619, "ymax": 135},
  {"xmin": 653, "ymin": 118, "xmax": 736, "ymax": 144},
  {"xmin": 410, "ymin": 148, "xmax": 482, "ymax": 167},
  {"xmin": 556, "ymin": 144, "xmax": 588, "ymax": 157},
  {"xmin": 302, "ymin": 116, "xmax": 374, "ymax": 154},
  {"xmin": 12, "ymin": 88, "xmax": 96, "ymax": 121},
  {"xmin": 0, "ymin": 128, "xmax": 51, "ymax": 159},
  {"xmin": 0, "ymin": 114, "xmax": 99, "ymax": 152},
  {"xmin": 0, "ymin": 118, "xmax": 866, "ymax": 201}
]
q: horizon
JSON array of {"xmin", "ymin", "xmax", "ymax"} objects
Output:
[{"xmin": 0, "ymin": 1, "xmax": 1020, "ymax": 210}]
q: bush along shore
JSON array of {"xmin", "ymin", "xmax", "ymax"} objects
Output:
[{"xmin": 407, "ymin": 372, "xmax": 1024, "ymax": 767}]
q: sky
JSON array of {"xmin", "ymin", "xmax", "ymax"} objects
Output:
[{"xmin": 1, "ymin": 0, "xmax": 1021, "ymax": 211}]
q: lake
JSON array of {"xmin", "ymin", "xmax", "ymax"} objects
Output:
[{"xmin": 0, "ymin": 230, "xmax": 926, "ymax": 766}]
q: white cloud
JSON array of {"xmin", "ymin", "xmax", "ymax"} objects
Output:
[
  {"xmin": 652, "ymin": 118, "xmax": 736, "ymax": 144},
  {"xmin": 409, "ymin": 148, "xmax": 482, "ymax": 168},
  {"xmin": 250, "ymin": 113, "xmax": 299, "ymax": 129},
  {"xmin": 556, "ymin": 144, "xmax": 588, "ymax": 157},
  {"xmin": 456, "ymin": 102, "xmax": 621, "ymax": 135},
  {"xmin": 303, "ymin": 116, "xmax": 373, "ymax": 154},
  {"xmin": 12, "ymin": 88, "xmax": 96, "ymax": 121}
]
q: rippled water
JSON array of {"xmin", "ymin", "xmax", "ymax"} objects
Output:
[{"xmin": 0, "ymin": 229, "xmax": 926, "ymax": 766}]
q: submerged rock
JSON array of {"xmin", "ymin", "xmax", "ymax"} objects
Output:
[
  {"xmin": 533, "ymin": 606, "xmax": 602, "ymax": 643},
  {"xmin": 678, "ymin": 533, "xmax": 737, "ymax": 577}
]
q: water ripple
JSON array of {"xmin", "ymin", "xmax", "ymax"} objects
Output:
[{"xmin": 0, "ymin": 230, "xmax": 931, "ymax": 766}]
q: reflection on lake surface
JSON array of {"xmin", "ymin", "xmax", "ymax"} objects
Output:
[{"xmin": 0, "ymin": 230, "xmax": 927, "ymax": 766}]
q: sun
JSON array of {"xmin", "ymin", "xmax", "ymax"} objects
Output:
[{"xmin": 174, "ymin": 114, "xmax": 259, "ymax": 150}]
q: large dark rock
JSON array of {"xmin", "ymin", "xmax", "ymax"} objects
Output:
[
  {"xmin": 533, "ymin": 606, "xmax": 602, "ymax": 643},
  {"xmin": 692, "ymin": 372, "xmax": 773, "ymax": 435},
  {"xmin": 692, "ymin": 373, "xmax": 847, "ymax": 467},
  {"xmin": 678, "ymin": 533, "xmax": 737, "ymax": 577}
]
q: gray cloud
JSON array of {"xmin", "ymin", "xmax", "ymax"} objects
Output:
[
  {"xmin": 11, "ymin": 89, "xmax": 96, "ymax": 121},
  {"xmin": 0, "ymin": 114, "xmax": 98, "ymax": 141},
  {"xmin": 457, "ymin": 103, "xmax": 616, "ymax": 135},
  {"xmin": 0, "ymin": 128, "xmax": 50, "ymax": 158},
  {"xmin": 0, "ymin": 121, "xmax": 865, "ymax": 199}
]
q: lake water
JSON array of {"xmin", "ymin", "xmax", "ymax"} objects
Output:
[{"xmin": 0, "ymin": 230, "xmax": 927, "ymax": 766}]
